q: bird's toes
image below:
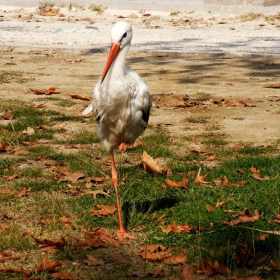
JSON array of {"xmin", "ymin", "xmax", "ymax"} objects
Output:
[
  {"xmin": 118, "ymin": 142, "xmax": 128, "ymax": 152},
  {"xmin": 117, "ymin": 229, "xmax": 138, "ymax": 243}
]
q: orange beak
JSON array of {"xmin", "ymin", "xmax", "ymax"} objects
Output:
[{"xmin": 100, "ymin": 43, "xmax": 120, "ymax": 84}]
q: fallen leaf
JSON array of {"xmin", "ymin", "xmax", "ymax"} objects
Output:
[
  {"xmin": 178, "ymin": 263, "xmax": 196, "ymax": 280},
  {"xmin": 51, "ymin": 123, "xmax": 66, "ymax": 131},
  {"xmin": 3, "ymin": 173, "xmax": 18, "ymax": 181},
  {"xmin": 2, "ymin": 110, "xmax": 15, "ymax": 120},
  {"xmin": 162, "ymin": 224, "xmax": 196, "ymax": 234},
  {"xmin": 140, "ymin": 244, "xmax": 173, "ymax": 261},
  {"xmin": 22, "ymin": 127, "xmax": 35, "ymax": 135},
  {"xmin": 216, "ymin": 201, "xmax": 226, "ymax": 208},
  {"xmin": 214, "ymin": 176, "xmax": 247, "ymax": 187},
  {"xmin": 206, "ymin": 204, "xmax": 215, "ymax": 213},
  {"xmin": 84, "ymin": 255, "xmax": 105, "ymax": 266},
  {"xmin": 141, "ymin": 150, "xmax": 171, "ymax": 175},
  {"xmin": 206, "ymin": 154, "xmax": 216, "ymax": 161},
  {"xmin": 30, "ymin": 87, "xmax": 60, "ymax": 95},
  {"xmin": 250, "ymin": 167, "xmax": 270, "ymax": 181},
  {"xmin": 190, "ymin": 147, "xmax": 207, "ymax": 154},
  {"xmin": 51, "ymin": 271, "xmax": 78, "ymax": 280},
  {"xmin": 163, "ymin": 253, "xmax": 188, "ymax": 264},
  {"xmin": 92, "ymin": 189, "xmax": 110, "ymax": 199},
  {"xmin": 15, "ymin": 187, "xmax": 31, "ymax": 198},
  {"xmin": 263, "ymin": 83, "xmax": 280, "ymax": 88},
  {"xmin": 129, "ymin": 225, "xmax": 146, "ymax": 232},
  {"xmin": 162, "ymin": 178, "xmax": 189, "ymax": 189},
  {"xmin": 14, "ymin": 150, "xmax": 30, "ymax": 155},
  {"xmin": 194, "ymin": 167, "xmax": 210, "ymax": 185},
  {"xmin": 70, "ymin": 94, "xmax": 90, "ymax": 101},
  {"xmin": 110, "ymin": 252, "xmax": 131, "ymax": 264},
  {"xmin": 224, "ymin": 209, "xmax": 261, "ymax": 226},
  {"xmin": 89, "ymin": 205, "xmax": 117, "ymax": 216}
]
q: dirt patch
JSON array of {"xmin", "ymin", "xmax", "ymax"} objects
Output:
[{"xmin": 0, "ymin": 46, "xmax": 279, "ymax": 143}]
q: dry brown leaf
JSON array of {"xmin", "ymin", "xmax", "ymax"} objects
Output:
[
  {"xmin": 2, "ymin": 110, "xmax": 15, "ymax": 120},
  {"xmin": 39, "ymin": 6, "xmax": 60, "ymax": 16},
  {"xmin": 30, "ymin": 87, "xmax": 60, "ymax": 95},
  {"xmin": 190, "ymin": 147, "xmax": 207, "ymax": 154},
  {"xmin": 162, "ymin": 178, "xmax": 189, "ymax": 189},
  {"xmin": 250, "ymin": 166, "xmax": 270, "ymax": 181},
  {"xmin": 216, "ymin": 201, "xmax": 226, "ymax": 208},
  {"xmin": 92, "ymin": 190, "xmax": 110, "ymax": 200},
  {"xmin": 110, "ymin": 252, "xmax": 131, "ymax": 264},
  {"xmin": 178, "ymin": 263, "xmax": 196, "ymax": 280},
  {"xmin": 14, "ymin": 150, "xmax": 30, "ymax": 156},
  {"xmin": 51, "ymin": 271, "xmax": 78, "ymax": 280},
  {"xmin": 70, "ymin": 94, "xmax": 90, "ymax": 101},
  {"xmin": 141, "ymin": 150, "xmax": 171, "ymax": 175},
  {"xmin": 89, "ymin": 205, "xmax": 117, "ymax": 216},
  {"xmin": 129, "ymin": 225, "xmax": 146, "ymax": 232},
  {"xmin": 224, "ymin": 209, "xmax": 261, "ymax": 226},
  {"xmin": 263, "ymin": 83, "xmax": 280, "ymax": 88},
  {"xmin": 35, "ymin": 255, "xmax": 64, "ymax": 273},
  {"xmin": 3, "ymin": 173, "xmax": 18, "ymax": 181},
  {"xmin": 194, "ymin": 167, "xmax": 210, "ymax": 185},
  {"xmin": 163, "ymin": 253, "xmax": 188, "ymax": 265},
  {"xmin": 22, "ymin": 127, "xmax": 35, "ymax": 135},
  {"xmin": 206, "ymin": 204, "xmax": 215, "ymax": 213},
  {"xmin": 213, "ymin": 176, "xmax": 247, "ymax": 187},
  {"xmin": 51, "ymin": 123, "xmax": 66, "ymax": 131},
  {"xmin": 162, "ymin": 224, "xmax": 194, "ymax": 233},
  {"xmin": 15, "ymin": 187, "xmax": 31, "ymax": 198},
  {"xmin": 206, "ymin": 154, "xmax": 216, "ymax": 161},
  {"xmin": 140, "ymin": 244, "xmax": 173, "ymax": 261},
  {"xmin": 84, "ymin": 255, "xmax": 105, "ymax": 266}
]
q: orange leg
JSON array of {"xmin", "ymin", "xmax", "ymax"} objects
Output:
[{"xmin": 110, "ymin": 150, "xmax": 137, "ymax": 242}]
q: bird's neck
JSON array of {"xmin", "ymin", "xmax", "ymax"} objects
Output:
[{"xmin": 107, "ymin": 45, "xmax": 129, "ymax": 82}]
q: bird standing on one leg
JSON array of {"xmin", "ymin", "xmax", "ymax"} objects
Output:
[{"xmin": 82, "ymin": 21, "xmax": 152, "ymax": 242}]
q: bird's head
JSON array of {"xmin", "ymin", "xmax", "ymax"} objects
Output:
[
  {"xmin": 100, "ymin": 21, "xmax": 133, "ymax": 84},
  {"xmin": 110, "ymin": 21, "xmax": 133, "ymax": 49}
]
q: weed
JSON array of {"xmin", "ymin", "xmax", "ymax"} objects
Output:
[{"xmin": 186, "ymin": 114, "xmax": 209, "ymax": 124}]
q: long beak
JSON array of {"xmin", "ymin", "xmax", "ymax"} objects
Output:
[{"xmin": 100, "ymin": 43, "xmax": 120, "ymax": 84}]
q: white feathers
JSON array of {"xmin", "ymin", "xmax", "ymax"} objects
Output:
[{"xmin": 84, "ymin": 21, "xmax": 152, "ymax": 151}]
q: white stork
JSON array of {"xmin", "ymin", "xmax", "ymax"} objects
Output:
[{"xmin": 83, "ymin": 21, "xmax": 152, "ymax": 242}]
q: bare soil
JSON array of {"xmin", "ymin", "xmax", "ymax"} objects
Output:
[{"xmin": 0, "ymin": 46, "xmax": 280, "ymax": 144}]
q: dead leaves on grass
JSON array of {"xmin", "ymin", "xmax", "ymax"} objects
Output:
[
  {"xmin": 141, "ymin": 150, "xmax": 171, "ymax": 175},
  {"xmin": 30, "ymin": 87, "xmax": 60, "ymax": 95},
  {"xmin": 224, "ymin": 209, "xmax": 261, "ymax": 226},
  {"xmin": 0, "ymin": 254, "xmax": 78, "ymax": 280}
]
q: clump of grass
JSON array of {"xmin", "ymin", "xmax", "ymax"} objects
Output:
[
  {"xmin": 239, "ymin": 12, "xmax": 263, "ymax": 21},
  {"xmin": 0, "ymin": 71, "xmax": 31, "ymax": 84},
  {"xmin": 170, "ymin": 11, "xmax": 180, "ymax": 16},
  {"xmin": 186, "ymin": 114, "xmax": 209, "ymax": 124},
  {"xmin": 88, "ymin": 4, "xmax": 107, "ymax": 14}
]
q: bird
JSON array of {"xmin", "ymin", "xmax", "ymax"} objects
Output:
[{"xmin": 82, "ymin": 21, "xmax": 152, "ymax": 242}]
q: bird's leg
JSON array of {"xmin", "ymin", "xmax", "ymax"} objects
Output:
[
  {"xmin": 118, "ymin": 142, "xmax": 128, "ymax": 152},
  {"xmin": 110, "ymin": 150, "xmax": 137, "ymax": 242}
]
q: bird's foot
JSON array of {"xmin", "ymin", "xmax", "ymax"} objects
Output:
[
  {"xmin": 117, "ymin": 229, "xmax": 138, "ymax": 243},
  {"xmin": 118, "ymin": 142, "xmax": 128, "ymax": 152}
]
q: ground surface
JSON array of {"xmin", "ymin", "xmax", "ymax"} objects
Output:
[
  {"xmin": 0, "ymin": 4, "xmax": 280, "ymax": 145},
  {"xmin": 0, "ymin": 47, "xmax": 280, "ymax": 145}
]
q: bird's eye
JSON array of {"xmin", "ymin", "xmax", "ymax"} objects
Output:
[{"xmin": 121, "ymin": 32, "xmax": 128, "ymax": 42}]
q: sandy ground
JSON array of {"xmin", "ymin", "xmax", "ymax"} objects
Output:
[{"xmin": 0, "ymin": 4, "xmax": 280, "ymax": 144}]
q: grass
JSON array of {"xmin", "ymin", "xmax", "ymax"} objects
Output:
[{"xmin": 0, "ymin": 99, "xmax": 280, "ymax": 280}]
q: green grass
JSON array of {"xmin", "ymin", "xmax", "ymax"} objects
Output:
[{"xmin": 0, "ymin": 99, "xmax": 280, "ymax": 280}]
